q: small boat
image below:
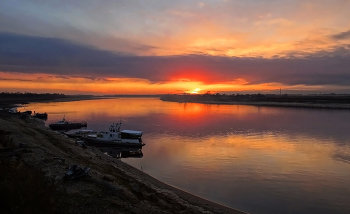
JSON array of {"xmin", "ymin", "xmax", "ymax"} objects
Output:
[
  {"xmin": 33, "ymin": 112, "xmax": 48, "ymax": 119},
  {"xmin": 65, "ymin": 129, "xmax": 95, "ymax": 138},
  {"xmin": 8, "ymin": 108, "xmax": 17, "ymax": 114},
  {"xmin": 80, "ymin": 122, "xmax": 144, "ymax": 147},
  {"xmin": 22, "ymin": 110, "xmax": 32, "ymax": 115},
  {"xmin": 49, "ymin": 117, "xmax": 87, "ymax": 130}
]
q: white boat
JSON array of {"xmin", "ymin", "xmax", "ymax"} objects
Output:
[{"xmin": 81, "ymin": 122, "xmax": 144, "ymax": 147}]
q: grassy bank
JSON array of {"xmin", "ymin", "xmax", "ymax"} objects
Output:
[{"xmin": 0, "ymin": 158, "xmax": 58, "ymax": 213}]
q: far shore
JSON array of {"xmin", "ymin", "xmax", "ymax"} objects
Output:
[
  {"xmin": 3, "ymin": 93, "xmax": 350, "ymax": 110},
  {"xmin": 0, "ymin": 94, "xmax": 108, "ymax": 107},
  {"xmin": 0, "ymin": 94, "xmax": 161, "ymax": 108},
  {"xmin": 168, "ymin": 100, "xmax": 350, "ymax": 109},
  {"xmin": 160, "ymin": 94, "xmax": 350, "ymax": 110}
]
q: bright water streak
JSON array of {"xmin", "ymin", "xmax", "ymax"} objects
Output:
[{"xmin": 19, "ymin": 98, "xmax": 350, "ymax": 214}]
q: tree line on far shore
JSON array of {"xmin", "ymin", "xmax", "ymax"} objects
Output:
[
  {"xmin": 0, "ymin": 92, "xmax": 95, "ymax": 105},
  {"xmin": 0, "ymin": 92, "xmax": 66, "ymax": 98},
  {"xmin": 160, "ymin": 93, "xmax": 350, "ymax": 104}
]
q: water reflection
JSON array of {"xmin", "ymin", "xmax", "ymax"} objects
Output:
[
  {"xmin": 97, "ymin": 146, "xmax": 143, "ymax": 159},
  {"xmin": 17, "ymin": 98, "xmax": 350, "ymax": 143},
  {"xmin": 17, "ymin": 98, "xmax": 350, "ymax": 214}
]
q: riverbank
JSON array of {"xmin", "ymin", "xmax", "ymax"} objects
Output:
[
  {"xmin": 0, "ymin": 109, "xmax": 246, "ymax": 214},
  {"xmin": 0, "ymin": 94, "xmax": 100, "ymax": 107},
  {"xmin": 172, "ymin": 100, "xmax": 350, "ymax": 109},
  {"xmin": 160, "ymin": 94, "xmax": 350, "ymax": 109},
  {"xmin": 0, "ymin": 94, "xmax": 161, "ymax": 108}
]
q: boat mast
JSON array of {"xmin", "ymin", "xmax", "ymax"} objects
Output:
[{"xmin": 117, "ymin": 119, "xmax": 122, "ymax": 132}]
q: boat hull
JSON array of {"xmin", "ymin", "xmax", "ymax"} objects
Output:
[
  {"xmin": 49, "ymin": 123, "xmax": 87, "ymax": 130},
  {"xmin": 33, "ymin": 113, "xmax": 48, "ymax": 119},
  {"xmin": 81, "ymin": 137, "xmax": 145, "ymax": 148}
]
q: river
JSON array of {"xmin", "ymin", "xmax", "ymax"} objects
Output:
[{"xmin": 18, "ymin": 97, "xmax": 350, "ymax": 214}]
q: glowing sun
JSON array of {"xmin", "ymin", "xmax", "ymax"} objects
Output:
[{"xmin": 190, "ymin": 88, "xmax": 202, "ymax": 94}]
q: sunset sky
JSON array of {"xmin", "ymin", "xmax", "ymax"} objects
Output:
[{"xmin": 1, "ymin": 0, "xmax": 350, "ymax": 95}]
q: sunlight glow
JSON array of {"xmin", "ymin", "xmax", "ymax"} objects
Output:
[
  {"xmin": 1, "ymin": 71, "xmax": 348, "ymax": 95},
  {"xmin": 188, "ymin": 88, "xmax": 202, "ymax": 94}
]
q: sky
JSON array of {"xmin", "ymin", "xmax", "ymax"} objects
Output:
[{"xmin": 1, "ymin": 0, "xmax": 350, "ymax": 95}]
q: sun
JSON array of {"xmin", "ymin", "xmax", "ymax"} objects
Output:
[{"xmin": 190, "ymin": 88, "xmax": 202, "ymax": 94}]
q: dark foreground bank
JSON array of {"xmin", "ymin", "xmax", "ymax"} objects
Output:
[{"xmin": 0, "ymin": 109, "xmax": 247, "ymax": 214}]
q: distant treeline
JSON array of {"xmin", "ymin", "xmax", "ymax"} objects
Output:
[
  {"xmin": 160, "ymin": 93, "xmax": 350, "ymax": 104},
  {"xmin": 100, "ymin": 94, "xmax": 162, "ymax": 98},
  {"xmin": 0, "ymin": 92, "xmax": 66, "ymax": 99},
  {"xmin": 0, "ymin": 92, "xmax": 95, "ymax": 105}
]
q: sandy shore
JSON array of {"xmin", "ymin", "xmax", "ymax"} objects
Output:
[{"xmin": 0, "ymin": 109, "xmax": 247, "ymax": 214}]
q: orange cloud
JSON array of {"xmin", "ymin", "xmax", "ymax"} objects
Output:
[
  {"xmin": 1, "ymin": 70, "xmax": 349, "ymax": 95},
  {"xmin": 0, "ymin": 71, "xmax": 266, "ymax": 94}
]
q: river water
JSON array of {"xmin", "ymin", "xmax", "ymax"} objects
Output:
[{"xmin": 19, "ymin": 98, "xmax": 350, "ymax": 214}]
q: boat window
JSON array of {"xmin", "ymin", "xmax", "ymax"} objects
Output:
[{"xmin": 121, "ymin": 132, "xmax": 141, "ymax": 139}]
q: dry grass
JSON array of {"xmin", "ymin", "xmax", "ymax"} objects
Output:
[
  {"xmin": 0, "ymin": 130, "xmax": 16, "ymax": 149},
  {"xmin": 0, "ymin": 160, "xmax": 57, "ymax": 214},
  {"xmin": 0, "ymin": 131, "xmax": 59, "ymax": 214}
]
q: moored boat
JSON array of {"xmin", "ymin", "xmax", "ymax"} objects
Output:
[
  {"xmin": 33, "ymin": 112, "xmax": 48, "ymax": 119},
  {"xmin": 8, "ymin": 108, "xmax": 17, "ymax": 114},
  {"xmin": 65, "ymin": 129, "xmax": 95, "ymax": 138},
  {"xmin": 80, "ymin": 122, "xmax": 144, "ymax": 147},
  {"xmin": 49, "ymin": 118, "xmax": 87, "ymax": 130}
]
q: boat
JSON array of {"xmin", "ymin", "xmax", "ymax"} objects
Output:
[
  {"xmin": 22, "ymin": 110, "xmax": 32, "ymax": 115},
  {"xmin": 8, "ymin": 108, "xmax": 17, "ymax": 114},
  {"xmin": 49, "ymin": 117, "xmax": 87, "ymax": 130},
  {"xmin": 65, "ymin": 129, "xmax": 95, "ymax": 138},
  {"xmin": 80, "ymin": 122, "xmax": 144, "ymax": 147},
  {"xmin": 33, "ymin": 112, "xmax": 48, "ymax": 119}
]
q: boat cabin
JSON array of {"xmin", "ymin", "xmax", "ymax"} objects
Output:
[{"xmin": 121, "ymin": 130, "xmax": 143, "ymax": 142}]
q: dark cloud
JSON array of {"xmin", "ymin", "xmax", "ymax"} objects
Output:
[
  {"xmin": 0, "ymin": 78, "xmax": 33, "ymax": 82},
  {"xmin": 47, "ymin": 75, "xmax": 71, "ymax": 80},
  {"xmin": 331, "ymin": 29, "xmax": 350, "ymax": 40},
  {"xmin": 1, "ymin": 32, "xmax": 350, "ymax": 87}
]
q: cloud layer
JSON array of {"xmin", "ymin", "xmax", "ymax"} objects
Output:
[
  {"xmin": 1, "ymin": 0, "xmax": 350, "ymax": 56},
  {"xmin": 1, "ymin": 33, "xmax": 350, "ymax": 87},
  {"xmin": 1, "ymin": 0, "xmax": 350, "ymax": 94}
]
